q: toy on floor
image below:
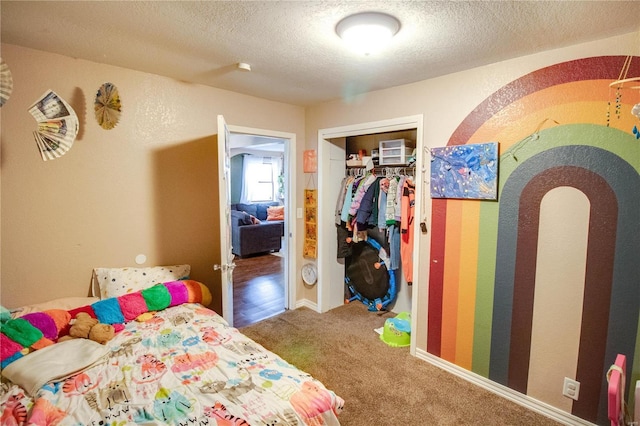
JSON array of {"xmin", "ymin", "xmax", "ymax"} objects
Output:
[
  {"xmin": 345, "ymin": 236, "xmax": 397, "ymax": 311},
  {"xmin": 380, "ymin": 312, "xmax": 411, "ymax": 347}
]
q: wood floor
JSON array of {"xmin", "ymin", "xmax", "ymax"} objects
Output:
[{"xmin": 233, "ymin": 253, "xmax": 285, "ymax": 328}]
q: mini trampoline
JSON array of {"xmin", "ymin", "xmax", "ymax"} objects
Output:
[{"xmin": 345, "ymin": 237, "xmax": 396, "ymax": 311}]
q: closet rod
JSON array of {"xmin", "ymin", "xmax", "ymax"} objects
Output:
[{"xmin": 346, "ymin": 165, "xmax": 415, "ymax": 177}]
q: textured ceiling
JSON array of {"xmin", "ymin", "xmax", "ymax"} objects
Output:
[{"xmin": 2, "ymin": 1, "xmax": 639, "ymax": 107}]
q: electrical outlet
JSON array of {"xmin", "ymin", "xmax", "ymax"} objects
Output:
[{"xmin": 563, "ymin": 377, "xmax": 580, "ymax": 401}]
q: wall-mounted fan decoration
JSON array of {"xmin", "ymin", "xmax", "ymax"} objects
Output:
[
  {"xmin": 0, "ymin": 58, "xmax": 13, "ymax": 107},
  {"xmin": 28, "ymin": 90, "xmax": 79, "ymax": 161},
  {"xmin": 94, "ymin": 82, "xmax": 122, "ymax": 130}
]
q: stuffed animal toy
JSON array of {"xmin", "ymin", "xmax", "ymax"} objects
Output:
[
  {"xmin": 88, "ymin": 322, "xmax": 115, "ymax": 344},
  {"xmin": 59, "ymin": 312, "xmax": 115, "ymax": 345},
  {"xmin": 69, "ymin": 312, "xmax": 98, "ymax": 338}
]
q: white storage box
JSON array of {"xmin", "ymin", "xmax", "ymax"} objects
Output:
[{"xmin": 379, "ymin": 139, "xmax": 414, "ymax": 165}]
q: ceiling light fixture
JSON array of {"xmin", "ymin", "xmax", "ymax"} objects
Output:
[
  {"xmin": 237, "ymin": 62, "xmax": 251, "ymax": 72},
  {"xmin": 336, "ymin": 11, "xmax": 400, "ymax": 56}
]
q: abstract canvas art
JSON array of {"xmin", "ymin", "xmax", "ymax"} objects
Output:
[{"xmin": 430, "ymin": 142, "xmax": 498, "ymax": 200}]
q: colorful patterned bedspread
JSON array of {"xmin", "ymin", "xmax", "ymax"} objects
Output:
[{"xmin": 0, "ymin": 303, "xmax": 344, "ymax": 425}]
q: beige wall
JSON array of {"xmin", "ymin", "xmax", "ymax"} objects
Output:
[
  {"xmin": 305, "ymin": 31, "xmax": 640, "ymax": 349},
  {"xmin": 0, "ymin": 44, "xmax": 305, "ymax": 312},
  {"xmin": 2, "ymin": 31, "xmax": 638, "ymax": 325}
]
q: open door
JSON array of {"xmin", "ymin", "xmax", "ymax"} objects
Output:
[
  {"xmin": 215, "ymin": 114, "xmax": 235, "ymax": 326},
  {"xmin": 216, "ymin": 117, "xmax": 297, "ymax": 327}
]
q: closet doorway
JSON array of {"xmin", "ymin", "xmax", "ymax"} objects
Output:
[
  {"xmin": 317, "ymin": 115, "xmax": 424, "ymax": 353},
  {"xmin": 226, "ymin": 125, "xmax": 297, "ymax": 328}
]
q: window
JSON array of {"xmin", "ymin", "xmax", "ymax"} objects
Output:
[
  {"xmin": 249, "ymin": 162, "xmax": 275, "ymax": 202},
  {"xmin": 240, "ymin": 155, "xmax": 281, "ymax": 203}
]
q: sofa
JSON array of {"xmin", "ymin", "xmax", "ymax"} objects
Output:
[{"xmin": 230, "ymin": 202, "xmax": 284, "ymax": 257}]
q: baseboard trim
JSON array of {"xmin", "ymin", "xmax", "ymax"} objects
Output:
[
  {"xmin": 414, "ymin": 349, "xmax": 594, "ymax": 426},
  {"xmin": 294, "ymin": 298, "xmax": 319, "ymax": 311}
]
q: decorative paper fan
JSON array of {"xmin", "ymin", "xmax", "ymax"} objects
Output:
[
  {"xmin": 94, "ymin": 82, "xmax": 122, "ymax": 130},
  {"xmin": 28, "ymin": 90, "xmax": 79, "ymax": 161},
  {"xmin": 0, "ymin": 58, "xmax": 13, "ymax": 107}
]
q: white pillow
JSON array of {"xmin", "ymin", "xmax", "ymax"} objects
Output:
[{"xmin": 93, "ymin": 265, "xmax": 190, "ymax": 299}]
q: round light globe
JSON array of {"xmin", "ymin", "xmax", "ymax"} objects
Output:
[{"xmin": 336, "ymin": 12, "xmax": 400, "ymax": 55}]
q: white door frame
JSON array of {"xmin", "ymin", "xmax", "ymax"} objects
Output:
[
  {"xmin": 217, "ymin": 115, "xmax": 235, "ymax": 326},
  {"xmin": 227, "ymin": 124, "xmax": 297, "ymax": 312},
  {"xmin": 317, "ymin": 114, "xmax": 424, "ymax": 354}
]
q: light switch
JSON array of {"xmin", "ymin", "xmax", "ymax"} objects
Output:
[{"xmin": 297, "ymin": 207, "xmax": 303, "ymax": 218}]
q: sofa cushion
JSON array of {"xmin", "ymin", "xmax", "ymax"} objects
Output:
[
  {"xmin": 234, "ymin": 202, "xmax": 282, "ymax": 221},
  {"xmin": 267, "ymin": 205, "xmax": 285, "ymax": 221},
  {"xmin": 256, "ymin": 202, "xmax": 279, "ymax": 221},
  {"xmin": 235, "ymin": 203, "xmax": 258, "ymax": 218}
]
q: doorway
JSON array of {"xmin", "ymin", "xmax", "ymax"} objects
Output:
[
  {"xmin": 317, "ymin": 115, "xmax": 424, "ymax": 353},
  {"xmin": 226, "ymin": 126, "xmax": 297, "ymax": 327}
]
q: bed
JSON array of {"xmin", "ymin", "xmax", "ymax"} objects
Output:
[{"xmin": 0, "ymin": 267, "xmax": 344, "ymax": 425}]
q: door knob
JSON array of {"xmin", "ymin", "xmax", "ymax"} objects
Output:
[{"xmin": 213, "ymin": 263, "xmax": 236, "ymax": 272}]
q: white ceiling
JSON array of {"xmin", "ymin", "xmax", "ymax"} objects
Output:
[{"xmin": 2, "ymin": 1, "xmax": 639, "ymax": 107}]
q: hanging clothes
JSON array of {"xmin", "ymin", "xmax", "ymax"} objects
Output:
[
  {"xmin": 347, "ymin": 173, "xmax": 377, "ymax": 241},
  {"xmin": 394, "ymin": 175, "xmax": 405, "ymax": 223},
  {"xmin": 355, "ymin": 176, "xmax": 383, "ymax": 230},
  {"xmin": 387, "ymin": 223, "xmax": 401, "ymax": 271},
  {"xmin": 336, "ymin": 171, "xmax": 366, "ymax": 257},
  {"xmin": 385, "ymin": 177, "xmax": 399, "ymax": 226},
  {"xmin": 335, "ymin": 176, "xmax": 353, "ymax": 259},
  {"xmin": 336, "ymin": 224, "xmax": 352, "ymax": 258},
  {"xmin": 377, "ymin": 178, "xmax": 389, "ymax": 230},
  {"xmin": 340, "ymin": 176, "xmax": 361, "ymax": 224},
  {"xmin": 334, "ymin": 167, "xmax": 415, "ymax": 276},
  {"xmin": 348, "ymin": 174, "xmax": 378, "ymax": 217},
  {"xmin": 335, "ymin": 176, "xmax": 351, "ymax": 225},
  {"xmin": 400, "ymin": 178, "xmax": 415, "ymax": 285}
]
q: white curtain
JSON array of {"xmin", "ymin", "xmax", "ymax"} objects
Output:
[{"xmin": 240, "ymin": 155, "xmax": 282, "ymax": 203}]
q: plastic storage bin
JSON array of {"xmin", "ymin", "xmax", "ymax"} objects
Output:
[{"xmin": 379, "ymin": 139, "xmax": 414, "ymax": 165}]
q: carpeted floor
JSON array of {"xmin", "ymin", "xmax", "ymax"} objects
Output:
[{"xmin": 240, "ymin": 302, "xmax": 563, "ymax": 425}]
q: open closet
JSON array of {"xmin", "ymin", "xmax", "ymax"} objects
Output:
[{"xmin": 326, "ymin": 128, "xmax": 418, "ymax": 315}]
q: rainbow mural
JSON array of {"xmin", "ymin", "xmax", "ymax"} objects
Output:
[{"xmin": 427, "ymin": 56, "xmax": 640, "ymax": 424}]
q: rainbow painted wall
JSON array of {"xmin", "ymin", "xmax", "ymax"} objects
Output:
[{"xmin": 427, "ymin": 56, "xmax": 640, "ymax": 424}]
